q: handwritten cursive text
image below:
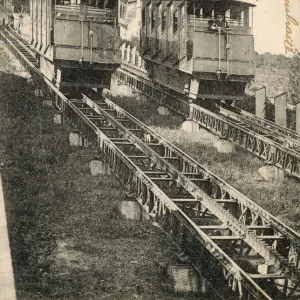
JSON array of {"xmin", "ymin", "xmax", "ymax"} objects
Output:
[{"xmin": 284, "ymin": 0, "xmax": 299, "ymax": 54}]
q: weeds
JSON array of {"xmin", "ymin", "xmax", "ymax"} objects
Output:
[{"xmin": 0, "ymin": 70, "xmax": 188, "ymax": 299}]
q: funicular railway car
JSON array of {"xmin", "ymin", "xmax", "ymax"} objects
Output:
[
  {"xmin": 140, "ymin": 0, "xmax": 256, "ymax": 102},
  {"xmin": 30, "ymin": 0, "xmax": 120, "ymax": 90}
]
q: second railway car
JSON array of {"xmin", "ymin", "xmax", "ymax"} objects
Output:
[
  {"xmin": 30, "ymin": 0, "xmax": 120, "ymax": 90},
  {"xmin": 140, "ymin": 0, "xmax": 256, "ymax": 102}
]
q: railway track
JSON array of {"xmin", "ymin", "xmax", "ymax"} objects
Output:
[
  {"xmin": 219, "ymin": 106, "xmax": 300, "ymax": 150},
  {"xmin": 1, "ymin": 25, "xmax": 300, "ymax": 299},
  {"xmin": 114, "ymin": 67, "xmax": 300, "ymax": 180}
]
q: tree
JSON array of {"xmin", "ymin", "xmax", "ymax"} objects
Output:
[{"xmin": 13, "ymin": 0, "xmax": 29, "ymax": 13}]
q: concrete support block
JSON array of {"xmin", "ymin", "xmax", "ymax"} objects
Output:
[
  {"xmin": 118, "ymin": 200, "xmax": 149, "ymax": 220},
  {"xmin": 111, "ymin": 81, "xmax": 133, "ymax": 97},
  {"xmin": 26, "ymin": 78, "xmax": 34, "ymax": 85},
  {"xmin": 89, "ymin": 160, "xmax": 112, "ymax": 176},
  {"xmin": 181, "ymin": 120, "xmax": 199, "ymax": 133},
  {"xmin": 43, "ymin": 99, "xmax": 53, "ymax": 107},
  {"xmin": 258, "ymin": 264, "xmax": 270, "ymax": 275},
  {"xmin": 34, "ymin": 87, "xmax": 44, "ymax": 97},
  {"xmin": 258, "ymin": 165, "xmax": 285, "ymax": 182},
  {"xmin": 102, "ymin": 88, "xmax": 110, "ymax": 97},
  {"xmin": 199, "ymin": 276, "xmax": 209, "ymax": 295},
  {"xmin": 214, "ymin": 139, "xmax": 236, "ymax": 154},
  {"xmin": 168, "ymin": 265, "xmax": 199, "ymax": 293},
  {"xmin": 157, "ymin": 106, "xmax": 171, "ymax": 116},
  {"xmin": 69, "ymin": 131, "xmax": 83, "ymax": 147},
  {"xmin": 82, "ymin": 137, "xmax": 90, "ymax": 148},
  {"xmin": 54, "ymin": 113, "xmax": 63, "ymax": 125},
  {"xmin": 136, "ymin": 93, "xmax": 148, "ymax": 104}
]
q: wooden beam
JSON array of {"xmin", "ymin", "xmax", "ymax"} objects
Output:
[
  {"xmin": 182, "ymin": 172, "xmax": 203, "ymax": 176},
  {"xmin": 143, "ymin": 171, "xmax": 168, "ymax": 175},
  {"xmin": 113, "ymin": 142, "xmax": 133, "ymax": 145},
  {"xmin": 256, "ymin": 235, "xmax": 284, "ymax": 240},
  {"xmin": 110, "ymin": 138, "xmax": 129, "ymax": 141},
  {"xmin": 246, "ymin": 225, "xmax": 271, "ymax": 230},
  {"xmin": 97, "ymin": 127, "xmax": 117, "ymax": 131},
  {"xmin": 249, "ymin": 274, "xmax": 286, "ymax": 279},
  {"xmin": 191, "ymin": 178, "xmax": 210, "ymax": 182},
  {"xmin": 151, "ymin": 178, "xmax": 173, "ymax": 181},
  {"xmin": 147, "ymin": 143, "xmax": 163, "ymax": 146},
  {"xmin": 232, "ymin": 255, "xmax": 265, "ymax": 262},
  {"xmin": 215, "ymin": 199, "xmax": 238, "ymax": 204},
  {"xmin": 102, "ymin": 109, "xmax": 115, "ymax": 112},
  {"xmin": 210, "ymin": 236, "xmax": 241, "ymax": 241},
  {"xmin": 115, "ymin": 118, "xmax": 130, "ymax": 122},
  {"xmin": 172, "ymin": 198, "xmax": 198, "ymax": 202},
  {"xmin": 199, "ymin": 225, "xmax": 228, "ymax": 230},
  {"xmin": 87, "ymin": 116, "xmax": 104, "ymax": 120}
]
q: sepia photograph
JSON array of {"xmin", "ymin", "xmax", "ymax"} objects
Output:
[{"xmin": 0, "ymin": 0, "xmax": 300, "ymax": 299}]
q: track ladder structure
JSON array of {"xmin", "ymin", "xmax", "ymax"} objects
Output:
[
  {"xmin": 1, "ymin": 25, "xmax": 300, "ymax": 299},
  {"xmin": 113, "ymin": 67, "xmax": 300, "ymax": 180}
]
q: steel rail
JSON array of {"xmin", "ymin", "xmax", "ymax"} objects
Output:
[
  {"xmin": 71, "ymin": 95, "xmax": 276, "ymax": 299},
  {"xmin": 101, "ymin": 96, "xmax": 300, "ymax": 248},
  {"xmin": 240, "ymin": 109, "xmax": 300, "ymax": 141},
  {"xmin": 190, "ymin": 104, "xmax": 300, "ymax": 177},
  {"xmin": 0, "ymin": 25, "xmax": 275, "ymax": 300},
  {"xmin": 2, "ymin": 25, "xmax": 300, "ymax": 298},
  {"xmin": 219, "ymin": 106, "xmax": 300, "ymax": 149},
  {"xmin": 82, "ymin": 92, "xmax": 300, "ymax": 295}
]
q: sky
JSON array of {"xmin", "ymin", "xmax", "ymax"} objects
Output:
[{"xmin": 253, "ymin": 0, "xmax": 300, "ymax": 55}]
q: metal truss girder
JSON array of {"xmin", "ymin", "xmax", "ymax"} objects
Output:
[
  {"xmin": 101, "ymin": 92, "xmax": 300, "ymax": 273},
  {"xmin": 221, "ymin": 107, "xmax": 300, "ymax": 147},
  {"xmin": 104, "ymin": 95, "xmax": 300, "ymax": 263},
  {"xmin": 79, "ymin": 96, "xmax": 280, "ymax": 298},
  {"xmin": 0, "ymin": 28, "xmax": 297, "ymax": 299},
  {"xmin": 112, "ymin": 66, "xmax": 300, "ymax": 287},
  {"xmin": 210, "ymin": 236, "xmax": 242, "ymax": 241},
  {"xmin": 80, "ymin": 95, "xmax": 297, "ymax": 279},
  {"xmin": 191, "ymin": 105, "xmax": 300, "ymax": 180}
]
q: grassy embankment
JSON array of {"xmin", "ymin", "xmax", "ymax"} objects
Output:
[
  {"xmin": 0, "ymin": 42, "xmax": 197, "ymax": 300},
  {"xmin": 110, "ymin": 95, "xmax": 300, "ymax": 232}
]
